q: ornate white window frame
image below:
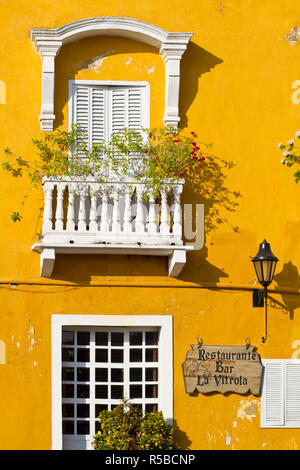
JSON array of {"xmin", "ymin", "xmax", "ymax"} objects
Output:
[
  {"xmin": 30, "ymin": 17, "xmax": 193, "ymax": 131},
  {"xmin": 51, "ymin": 314, "xmax": 173, "ymax": 450}
]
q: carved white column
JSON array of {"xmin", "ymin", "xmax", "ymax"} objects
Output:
[
  {"xmin": 66, "ymin": 185, "xmax": 76, "ymax": 231},
  {"xmin": 89, "ymin": 188, "xmax": 98, "ymax": 232},
  {"xmin": 112, "ymin": 188, "xmax": 121, "ymax": 234},
  {"xmin": 147, "ymin": 192, "xmax": 157, "ymax": 234},
  {"xmin": 172, "ymin": 185, "xmax": 183, "ymax": 237},
  {"xmin": 159, "ymin": 44, "xmax": 187, "ymax": 129},
  {"xmin": 135, "ymin": 186, "xmax": 145, "ymax": 233},
  {"xmin": 78, "ymin": 185, "xmax": 88, "ymax": 232},
  {"xmin": 160, "ymin": 189, "xmax": 170, "ymax": 235},
  {"xmin": 100, "ymin": 192, "xmax": 110, "ymax": 233},
  {"xmin": 42, "ymin": 182, "xmax": 54, "ymax": 233},
  {"xmin": 123, "ymin": 189, "xmax": 133, "ymax": 234},
  {"xmin": 55, "ymin": 183, "xmax": 65, "ymax": 231},
  {"xmin": 38, "ymin": 43, "xmax": 62, "ymax": 131}
]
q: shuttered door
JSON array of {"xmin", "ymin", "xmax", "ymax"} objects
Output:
[
  {"xmin": 285, "ymin": 363, "xmax": 300, "ymax": 426},
  {"xmin": 262, "ymin": 361, "xmax": 284, "ymax": 426}
]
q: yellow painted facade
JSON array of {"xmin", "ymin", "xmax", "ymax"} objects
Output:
[{"xmin": 0, "ymin": 0, "xmax": 300, "ymax": 450}]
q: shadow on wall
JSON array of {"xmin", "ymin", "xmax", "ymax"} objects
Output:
[
  {"xmin": 179, "ymin": 42, "xmax": 224, "ymax": 128},
  {"xmin": 268, "ymin": 261, "xmax": 300, "ymax": 320},
  {"xmin": 178, "ymin": 152, "xmax": 241, "ymax": 284},
  {"xmin": 180, "ymin": 245, "xmax": 229, "ymax": 285},
  {"xmin": 173, "ymin": 419, "xmax": 192, "ymax": 450}
]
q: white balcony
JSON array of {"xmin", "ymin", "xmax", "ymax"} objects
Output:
[{"xmin": 32, "ymin": 177, "xmax": 193, "ymax": 277}]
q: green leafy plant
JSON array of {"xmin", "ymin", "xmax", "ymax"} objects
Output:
[
  {"xmin": 92, "ymin": 399, "xmax": 176, "ymax": 450},
  {"xmin": 1, "ymin": 125, "xmax": 210, "ymax": 221},
  {"xmin": 1, "ymin": 125, "xmax": 240, "ymax": 233},
  {"xmin": 278, "ymin": 130, "xmax": 300, "ymax": 183}
]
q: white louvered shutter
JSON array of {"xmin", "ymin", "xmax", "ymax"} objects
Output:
[
  {"xmin": 285, "ymin": 363, "xmax": 300, "ymax": 426},
  {"xmin": 128, "ymin": 87, "xmax": 143, "ymax": 131},
  {"xmin": 73, "ymin": 85, "xmax": 145, "ymax": 144},
  {"xmin": 73, "ymin": 85, "xmax": 106, "ymax": 150},
  {"xmin": 91, "ymin": 87, "xmax": 106, "ymax": 147},
  {"xmin": 262, "ymin": 361, "xmax": 284, "ymax": 426},
  {"xmin": 110, "ymin": 87, "xmax": 144, "ymax": 137},
  {"xmin": 74, "ymin": 85, "xmax": 89, "ymax": 149},
  {"xmin": 111, "ymin": 88, "xmax": 127, "ymax": 135}
]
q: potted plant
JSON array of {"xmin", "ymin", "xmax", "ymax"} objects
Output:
[{"xmin": 92, "ymin": 399, "xmax": 176, "ymax": 450}]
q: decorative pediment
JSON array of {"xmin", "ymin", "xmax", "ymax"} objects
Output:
[{"xmin": 30, "ymin": 17, "xmax": 193, "ymax": 131}]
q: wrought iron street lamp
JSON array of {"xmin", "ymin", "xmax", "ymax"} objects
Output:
[{"xmin": 251, "ymin": 239, "xmax": 279, "ymax": 342}]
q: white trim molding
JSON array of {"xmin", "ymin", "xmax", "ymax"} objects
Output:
[
  {"xmin": 51, "ymin": 314, "xmax": 173, "ymax": 450},
  {"xmin": 30, "ymin": 17, "xmax": 193, "ymax": 131}
]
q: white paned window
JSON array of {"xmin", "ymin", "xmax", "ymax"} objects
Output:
[
  {"xmin": 52, "ymin": 315, "xmax": 173, "ymax": 450},
  {"xmin": 69, "ymin": 80, "xmax": 150, "ymax": 150},
  {"xmin": 261, "ymin": 359, "xmax": 300, "ymax": 428}
]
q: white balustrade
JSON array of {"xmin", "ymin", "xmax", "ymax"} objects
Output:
[{"xmin": 41, "ymin": 177, "xmax": 184, "ymax": 246}]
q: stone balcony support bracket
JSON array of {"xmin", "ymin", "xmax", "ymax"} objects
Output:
[
  {"xmin": 30, "ymin": 17, "xmax": 193, "ymax": 131},
  {"xmin": 32, "ymin": 243, "xmax": 193, "ymax": 278}
]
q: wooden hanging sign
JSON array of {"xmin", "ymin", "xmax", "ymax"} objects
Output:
[{"xmin": 182, "ymin": 344, "xmax": 263, "ymax": 395}]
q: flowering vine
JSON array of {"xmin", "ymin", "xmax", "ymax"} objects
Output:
[
  {"xmin": 278, "ymin": 130, "xmax": 300, "ymax": 183},
  {"xmin": 1, "ymin": 125, "xmax": 212, "ymax": 221}
]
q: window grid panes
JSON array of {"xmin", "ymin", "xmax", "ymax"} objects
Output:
[{"xmin": 62, "ymin": 327, "xmax": 159, "ymax": 440}]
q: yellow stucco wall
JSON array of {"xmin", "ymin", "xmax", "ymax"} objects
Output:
[{"xmin": 0, "ymin": 0, "xmax": 300, "ymax": 450}]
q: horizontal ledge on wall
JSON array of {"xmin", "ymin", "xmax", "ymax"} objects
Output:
[{"xmin": 0, "ymin": 279, "xmax": 299, "ymax": 296}]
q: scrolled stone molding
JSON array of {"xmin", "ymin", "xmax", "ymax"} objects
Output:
[{"xmin": 30, "ymin": 17, "xmax": 193, "ymax": 131}]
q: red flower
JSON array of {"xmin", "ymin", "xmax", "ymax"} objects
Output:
[
  {"xmin": 191, "ymin": 131, "xmax": 195, "ymax": 135},
  {"xmin": 173, "ymin": 139, "xmax": 180, "ymax": 143},
  {"xmin": 144, "ymin": 149, "xmax": 149, "ymax": 153},
  {"xmin": 192, "ymin": 142, "xmax": 196, "ymax": 146},
  {"xmin": 179, "ymin": 173, "xmax": 184, "ymax": 178}
]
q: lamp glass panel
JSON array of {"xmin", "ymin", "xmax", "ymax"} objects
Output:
[
  {"xmin": 270, "ymin": 261, "xmax": 277, "ymax": 283},
  {"xmin": 262, "ymin": 260, "xmax": 273, "ymax": 283},
  {"xmin": 253, "ymin": 260, "xmax": 263, "ymax": 283}
]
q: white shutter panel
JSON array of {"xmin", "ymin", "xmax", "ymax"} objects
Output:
[
  {"xmin": 91, "ymin": 87, "xmax": 105, "ymax": 147},
  {"xmin": 262, "ymin": 361, "xmax": 284, "ymax": 426},
  {"xmin": 74, "ymin": 85, "xmax": 89, "ymax": 149},
  {"xmin": 110, "ymin": 87, "xmax": 144, "ymax": 136},
  {"xmin": 111, "ymin": 88, "xmax": 127, "ymax": 135},
  {"xmin": 285, "ymin": 363, "xmax": 300, "ymax": 426},
  {"xmin": 74, "ymin": 85, "xmax": 106, "ymax": 151},
  {"xmin": 128, "ymin": 87, "xmax": 143, "ymax": 131}
]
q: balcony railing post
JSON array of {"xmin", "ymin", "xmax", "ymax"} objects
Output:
[
  {"xmin": 172, "ymin": 184, "xmax": 183, "ymax": 237},
  {"xmin": 89, "ymin": 184, "xmax": 98, "ymax": 232},
  {"xmin": 160, "ymin": 189, "xmax": 170, "ymax": 235},
  {"xmin": 78, "ymin": 184, "xmax": 88, "ymax": 232},
  {"xmin": 135, "ymin": 185, "xmax": 146, "ymax": 233},
  {"xmin": 66, "ymin": 184, "xmax": 76, "ymax": 232},
  {"xmin": 100, "ymin": 190, "xmax": 110, "ymax": 233},
  {"xmin": 55, "ymin": 182, "xmax": 65, "ymax": 231},
  {"xmin": 112, "ymin": 187, "xmax": 121, "ymax": 235},
  {"xmin": 123, "ymin": 187, "xmax": 133, "ymax": 234},
  {"xmin": 147, "ymin": 191, "xmax": 157, "ymax": 234},
  {"xmin": 42, "ymin": 181, "xmax": 54, "ymax": 233}
]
